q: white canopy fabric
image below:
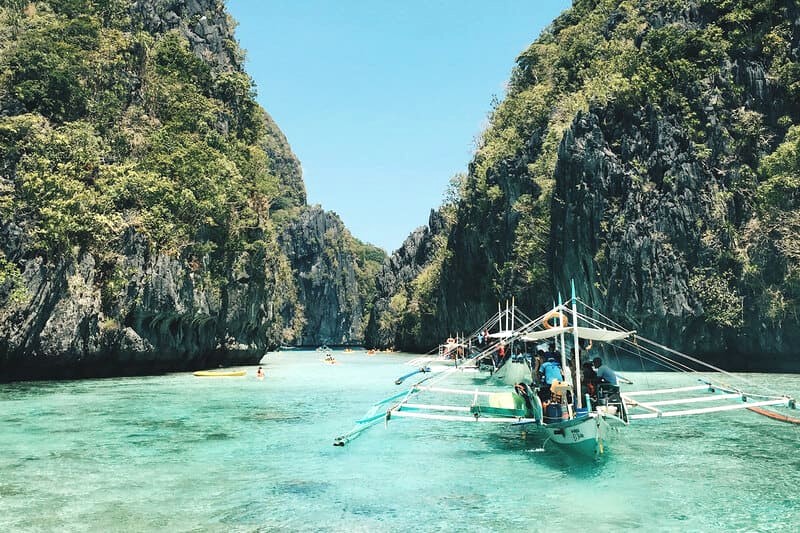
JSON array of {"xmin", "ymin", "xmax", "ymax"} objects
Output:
[
  {"xmin": 487, "ymin": 330, "xmax": 515, "ymax": 339},
  {"xmin": 519, "ymin": 326, "xmax": 632, "ymax": 343},
  {"xmin": 519, "ymin": 327, "xmax": 569, "ymax": 341}
]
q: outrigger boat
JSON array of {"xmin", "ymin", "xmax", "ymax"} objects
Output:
[
  {"xmin": 335, "ymin": 282, "xmax": 798, "ymax": 457},
  {"xmin": 406, "ymin": 299, "xmax": 538, "ymax": 382}
]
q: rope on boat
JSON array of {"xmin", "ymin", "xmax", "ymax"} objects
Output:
[
  {"xmin": 634, "ymin": 336, "xmax": 785, "ymax": 397},
  {"xmin": 574, "ymin": 299, "xmax": 791, "ymax": 400}
]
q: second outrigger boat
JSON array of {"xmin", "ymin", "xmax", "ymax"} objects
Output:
[
  {"xmin": 335, "ymin": 282, "xmax": 798, "ymax": 457},
  {"xmin": 406, "ymin": 299, "xmax": 535, "ymax": 380}
]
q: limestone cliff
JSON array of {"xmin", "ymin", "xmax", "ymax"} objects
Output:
[
  {"xmin": 364, "ymin": 209, "xmax": 445, "ymax": 350},
  {"xmin": 368, "ymin": 0, "xmax": 800, "ymax": 370},
  {"xmin": 0, "ymin": 0, "xmax": 373, "ymax": 381},
  {"xmin": 279, "ymin": 206, "xmax": 372, "ymax": 346}
]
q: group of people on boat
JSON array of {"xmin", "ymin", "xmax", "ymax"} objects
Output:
[{"xmin": 528, "ymin": 341, "xmax": 621, "ymax": 409}]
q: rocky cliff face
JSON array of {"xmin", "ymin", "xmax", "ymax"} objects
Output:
[
  {"xmin": 364, "ymin": 209, "xmax": 445, "ymax": 349},
  {"xmin": 280, "ymin": 206, "xmax": 367, "ymax": 346},
  {"xmin": 0, "ymin": 224, "xmax": 296, "ymax": 380},
  {"xmin": 0, "ymin": 0, "xmax": 369, "ymax": 381},
  {"xmin": 131, "ymin": 0, "xmax": 239, "ymax": 71},
  {"xmin": 369, "ymin": 0, "xmax": 800, "ymax": 370},
  {"xmin": 548, "ymin": 2, "xmax": 800, "ymax": 370}
]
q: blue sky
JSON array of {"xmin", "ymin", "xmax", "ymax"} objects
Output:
[{"xmin": 227, "ymin": 1, "xmax": 571, "ymax": 252}]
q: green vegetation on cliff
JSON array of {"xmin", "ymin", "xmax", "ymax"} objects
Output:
[
  {"xmin": 1, "ymin": 2, "xmax": 295, "ymax": 254},
  {"xmin": 371, "ymin": 0, "xmax": 800, "ymax": 364},
  {"xmin": 0, "ymin": 1, "xmax": 383, "ymax": 378}
]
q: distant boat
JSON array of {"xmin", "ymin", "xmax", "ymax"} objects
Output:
[
  {"xmin": 193, "ymin": 370, "xmax": 247, "ymax": 377},
  {"xmin": 405, "ymin": 301, "xmax": 533, "ymax": 382}
]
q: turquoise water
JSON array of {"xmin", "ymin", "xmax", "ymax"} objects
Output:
[{"xmin": 1, "ymin": 350, "xmax": 799, "ymax": 532}]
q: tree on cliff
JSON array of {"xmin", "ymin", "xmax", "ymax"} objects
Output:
[{"xmin": 368, "ymin": 0, "xmax": 800, "ymax": 367}]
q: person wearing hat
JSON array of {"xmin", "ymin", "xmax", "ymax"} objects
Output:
[{"xmin": 537, "ymin": 353, "xmax": 563, "ymax": 403}]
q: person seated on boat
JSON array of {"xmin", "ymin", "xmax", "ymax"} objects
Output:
[
  {"xmin": 537, "ymin": 356, "xmax": 563, "ymax": 403},
  {"xmin": 582, "ymin": 362, "xmax": 598, "ymax": 399},
  {"xmin": 593, "ymin": 357, "xmax": 620, "ymax": 401},
  {"xmin": 592, "ymin": 357, "xmax": 617, "ymax": 386}
]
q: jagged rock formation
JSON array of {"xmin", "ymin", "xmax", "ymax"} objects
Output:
[
  {"xmin": 261, "ymin": 111, "xmax": 306, "ymax": 209},
  {"xmin": 0, "ymin": 224, "xmax": 296, "ymax": 379},
  {"xmin": 280, "ymin": 206, "xmax": 365, "ymax": 345},
  {"xmin": 367, "ymin": 0, "xmax": 800, "ymax": 370},
  {"xmin": 364, "ymin": 209, "xmax": 445, "ymax": 349},
  {"xmin": 131, "ymin": 0, "xmax": 239, "ymax": 69}
]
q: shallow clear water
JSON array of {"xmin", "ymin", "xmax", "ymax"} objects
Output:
[{"xmin": 1, "ymin": 350, "xmax": 799, "ymax": 532}]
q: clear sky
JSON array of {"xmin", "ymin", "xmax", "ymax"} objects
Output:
[{"xmin": 227, "ymin": 1, "xmax": 571, "ymax": 253}]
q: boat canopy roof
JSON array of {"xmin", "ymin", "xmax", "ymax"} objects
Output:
[
  {"xmin": 487, "ymin": 330, "xmax": 515, "ymax": 339},
  {"xmin": 519, "ymin": 326, "xmax": 632, "ymax": 343}
]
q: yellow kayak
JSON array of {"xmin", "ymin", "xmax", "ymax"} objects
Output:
[{"xmin": 193, "ymin": 370, "xmax": 247, "ymax": 377}]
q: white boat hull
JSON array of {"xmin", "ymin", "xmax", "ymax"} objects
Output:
[{"xmin": 544, "ymin": 412, "xmax": 625, "ymax": 456}]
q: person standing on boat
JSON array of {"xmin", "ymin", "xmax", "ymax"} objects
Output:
[
  {"xmin": 532, "ymin": 350, "xmax": 545, "ymax": 385},
  {"xmin": 537, "ymin": 355, "xmax": 563, "ymax": 403},
  {"xmin": 579, "ymin": 338, "xmax": 593, "ymax": 364}
]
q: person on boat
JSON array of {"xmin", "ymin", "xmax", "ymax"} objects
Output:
[
  {"xmin": 579, "ymin": 338, "xmax": 593, "ymax": 364},
  {"xmin": 256, "ymin": 366, "xmax": 264, "ymax": 379},
  {"xmin": 544, "ymin": 342, "xmax": 559, "ymax": 361},
  {"xmin": 592, "ymin": 357, "xmax": 617, "ymax": 386},
  {"xmin": 532, "ymin": 350, "xmax": 545, "ymax": 385},
  {"xmin": 537, "ymin": 355, "xmax": 563, "ymax": 403},
  {"xmin": 593, "ymin": 357, "xmax": 621, "ymax": 401},
  {"xmin": 566, "ymin": 357, "xmax": 576, "ymax": 387},
  {"xmin": 582, "ymin": 362, "xmax": 598, "ymax": 399}
]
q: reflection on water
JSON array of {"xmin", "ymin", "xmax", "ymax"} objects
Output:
[{"xmin": 1, "ymin": 351, "xmax": 798, "ymax": 531}]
